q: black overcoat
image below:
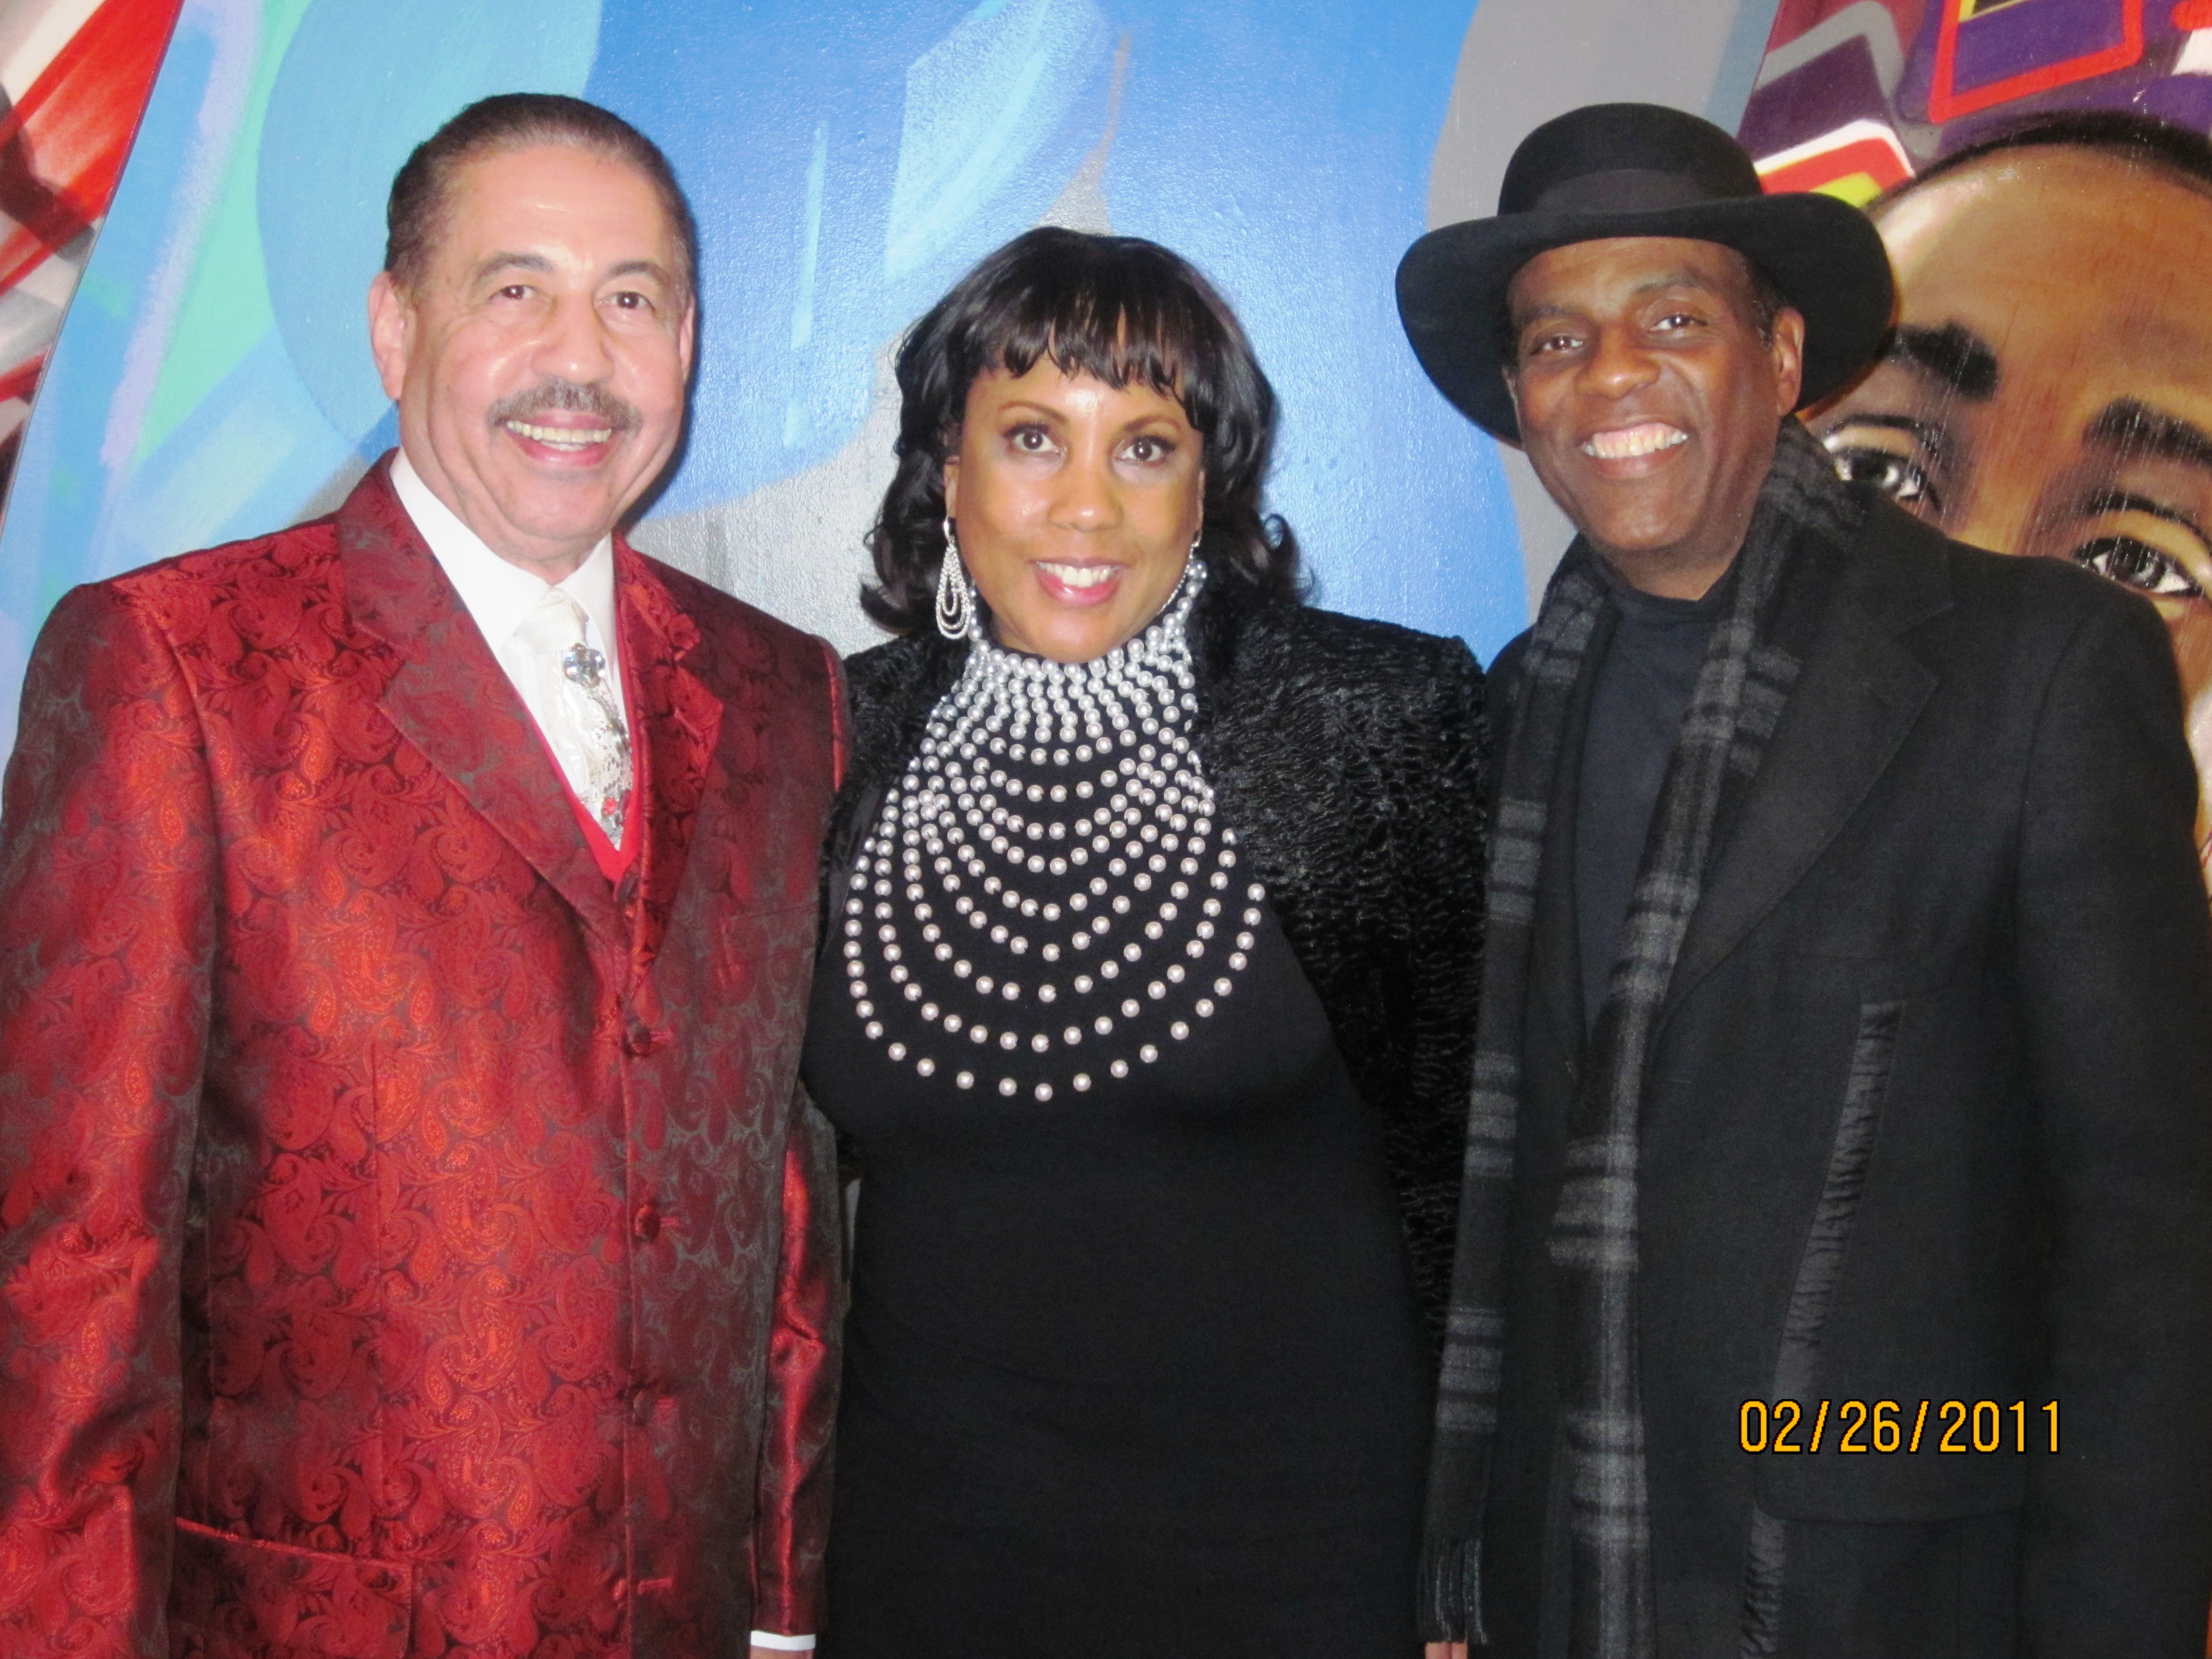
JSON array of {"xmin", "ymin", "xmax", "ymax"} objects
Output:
[
  {"xmin": 1481, "ymin": 496, "xmax": 2212, "ymax": 1657},
  {"xmin": 823, "ymin": 570, "xmax": 1488, "ymax": 1340}
]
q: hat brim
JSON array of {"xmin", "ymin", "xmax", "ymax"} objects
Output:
[{"xmin": 1395, "ymin": 194, "xmax": 1896, "ymax": 440}]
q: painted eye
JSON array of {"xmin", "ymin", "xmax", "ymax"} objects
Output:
[
  {"xmin": 2073, "ymin": 536, "xmax": 2204, "ymax": 599},
  {"xmin": 1825, "ymin": 442, "xmax": 1939, "ymax": 512}
]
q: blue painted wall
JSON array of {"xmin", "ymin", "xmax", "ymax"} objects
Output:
[{"xmin": 0, "ymin": 0, "xmax": 1526, "ymax": 758}]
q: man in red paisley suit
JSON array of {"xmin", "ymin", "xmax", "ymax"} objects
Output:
[{"xmin": 0, "ymin": 95, "xmax": 843, "ymax": 1659}]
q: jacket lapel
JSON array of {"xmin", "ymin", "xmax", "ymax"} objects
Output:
[
  {"xmin": 336, "ymin": 461, "xmax": 624, "ymax": 949},
  {"xmin": 616, "ymin": 543, "xmax": 721, "ymax": 968},
  {"xmin": 1663, "ymin": 509, "xmax": 1949, "ymax": 1015}
]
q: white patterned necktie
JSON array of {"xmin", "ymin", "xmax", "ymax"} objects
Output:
[{"xmin": 517, "ymin": 587, "xmax": 632, "ymax": 847}]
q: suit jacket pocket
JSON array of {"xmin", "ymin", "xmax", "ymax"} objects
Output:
[
  {"xmin": 171, "ymin": 1519, "xmax": 412, "ymax": 1659},
  {"xmin": 1753, "ymin": 1433, "xmax": 2027, "ymax": 1522}
]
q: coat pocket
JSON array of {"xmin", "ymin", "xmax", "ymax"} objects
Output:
[
  {"xmin": 1747, "ymin": 988, "xmax": 2032, "ymax": 1523},
  {"xmin": 171, "ymin": 1520, "xmax": 412, "ymax": 1659}
]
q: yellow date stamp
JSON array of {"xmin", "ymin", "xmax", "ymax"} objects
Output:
[{"xmin": 1739, "ymin": 1399, "xmax": 2059, "ymax": 1454}]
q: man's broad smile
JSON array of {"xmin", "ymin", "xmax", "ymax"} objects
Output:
[
  {"xmin": 503, "ymin": 417, "xmax": 615, "ymax": 451},
  {"xmin": 1580, "ymin": 422, "xmax": 1689, "ymax": 461}
]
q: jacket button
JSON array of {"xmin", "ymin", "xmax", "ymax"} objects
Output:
[
  {"xmin": 624, "ymin": 1018, "xmax": 659, "ymax": 1056},
  {"xmin": 633, "ymin": 1203, "xmax": 661, "ymax": 1242}
]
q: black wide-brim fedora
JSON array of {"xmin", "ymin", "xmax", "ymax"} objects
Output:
[{"xmin": 1397, "ymin": 102, "xmax": 1896, "ymax": 441}]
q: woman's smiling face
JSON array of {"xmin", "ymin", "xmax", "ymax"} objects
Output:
[{"xmin": 943, "ymin": 361, "xmax": 1205, "ymax": 664}]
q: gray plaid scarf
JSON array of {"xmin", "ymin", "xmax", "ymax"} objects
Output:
[{"xmin": 1423, "ymin": 424, "xmax": 1855, "ymax": 1653}]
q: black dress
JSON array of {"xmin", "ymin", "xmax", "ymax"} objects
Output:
[{"xmin": 801, "ymin": 885, "xmax": 1431, "ymax": 1656}]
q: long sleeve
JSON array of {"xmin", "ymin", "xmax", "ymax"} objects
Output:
[
  {"xmin": 0, "ymin": 582, "xmax": 220, "ymax": 1659},
  {"xmin": 1387, "ymin": 636, "xmax": 1490, "ymax": 1346},
  {"xmin": 2013, "ymin": 587, "xmax": 2212, "ymax": 1655},
  {"xmin": 747, "ymin": 1090, "xmax": 843, "ymax": 1637}
]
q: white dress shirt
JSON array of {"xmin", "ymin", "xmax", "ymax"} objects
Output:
[
  {"xmin": 390, "ymin": 451, "xmax": 627, "ymax": 808},
  {"xmin": 388, "ymin": 451, "xmax": 816, "ymax": 1652}
]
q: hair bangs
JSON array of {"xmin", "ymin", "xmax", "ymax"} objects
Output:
[{"xmin": 972, "ymin": 261, "xmax": 1225, "ymax": 431}]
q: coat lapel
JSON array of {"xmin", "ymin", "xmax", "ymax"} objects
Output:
[
  {"xmin": 615, "ymin": 544, "xmax": 721, "ymax": 967},
  {"xmin": 336, "ymin": 461, "xmax": 624, "ymax": 949},
  {"xmin": 1663, "ymin": 510, "xmax": 1949, "ymax": 1015}
]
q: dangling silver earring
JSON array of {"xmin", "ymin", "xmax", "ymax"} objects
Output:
[{"xmin": 935, "ymin": 516, "xmax": 976, "ymax": 641}]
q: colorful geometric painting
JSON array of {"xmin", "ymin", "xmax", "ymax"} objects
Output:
[
  {"xmin": 1744, "ymin": 0, "xmax": 2212, "ymax": 879},
  {"xmin": 0, "ymin": 0, "xmax": 182, "ymax": 512}
]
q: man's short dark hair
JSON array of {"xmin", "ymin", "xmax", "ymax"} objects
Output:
[
  {"xmin": 1879, "ymin": 108, "xmax": 2212, "ymax": 212},
  {"xmin": 384, "ymin": 92, "xmax": 698, "ymax": 304}
]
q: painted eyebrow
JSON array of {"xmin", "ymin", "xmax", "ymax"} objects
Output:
[
  {"xmin": 1888, "ymin": 323, "xmax": 1999, "ymax": 402},
  {"xmin": 1822, "ymin": 410, "xmax": 1955, "ymax": 468},
  {"xmin": 2085, "ymin": 398, "xmax": 2212, "ymax": 472},
  {"xmin": 2079, "ymin": 487, "xmax": 2211, "ymax": 541}
]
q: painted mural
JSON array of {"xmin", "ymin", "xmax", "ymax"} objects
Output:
[
  {"xmin": 1743, "ymin": 0, "xmax": 2212, "ymax": 872},
  {"xmin": 0, "ymin": 0, "xmax": 182, "ymax": 513},
  {"xmin": 0, "ymin": 0, "xmax": 1534, "ymax": 760}
]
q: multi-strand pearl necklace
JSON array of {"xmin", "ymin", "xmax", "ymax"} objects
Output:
[{"xmin": 839, "ymin": 564, "xmax": 1266, "ymax": 1103}]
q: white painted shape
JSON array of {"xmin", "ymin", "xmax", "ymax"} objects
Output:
[
  {"xmin": 2176, "ymin": 28, "xmax": 2212, "ymax": 75},
  {"xmin": 1754, "ymin": 116, "xmax": 1912, "ymax": 178},
  {"xmin": 0, "ymin": 272, "xmax": 61, "ymax": 368},
  {"xmin": 12, "ymin": 229, "xmax": 85, "ymax": 307},
  {"xmin": 885, "ymin": 0, "xmax": 1108, "ymax": 279},
  {"xmin": 0, "ymin": 0, "xmax": 108, "ymax": 106}
]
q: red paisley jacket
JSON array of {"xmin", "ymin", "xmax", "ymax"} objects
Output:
[{"xmin": 0, "ymin": 462, "xmax": 845, "ymax": 1659}]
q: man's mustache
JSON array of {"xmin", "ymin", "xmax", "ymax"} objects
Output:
[{"xmin": 487, "ymin": 380, "xmax": 642, "ymax": 434}]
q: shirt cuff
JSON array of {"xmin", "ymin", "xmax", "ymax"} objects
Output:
[{"xmin": 749, "ymin": 1634, "xmax": 816, "ymax": 1651}]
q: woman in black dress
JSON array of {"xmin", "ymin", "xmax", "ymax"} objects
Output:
[{"xmin": 804, "ymin": 227, "xmax": 1486, "ymax": 1657}]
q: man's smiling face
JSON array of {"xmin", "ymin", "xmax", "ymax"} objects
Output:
[
  {"xmin": 1504, "ymin": 235, "xmax": 1804, "ymax": 597},
  {"xmin": 368, "ymin": 140, "xmax": 695, "ymax": 580}
]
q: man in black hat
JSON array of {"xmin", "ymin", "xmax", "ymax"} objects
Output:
[{"xmin": 1402, "ymin": 103, "xmax": 2212, "ymax": 1659}]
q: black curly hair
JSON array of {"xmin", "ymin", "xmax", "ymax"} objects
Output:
[{"xmin": 862, "ymin": 226, "xmax": 1302, "ymax": 634}]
